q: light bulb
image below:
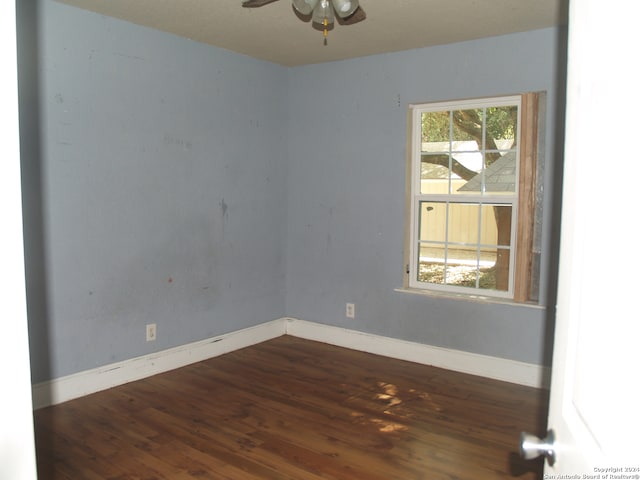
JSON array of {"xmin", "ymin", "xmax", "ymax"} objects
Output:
[
  {"xmin": 312, "ymin": 0, "xmax": 334, "ymax": 25},
  {"xmin": 331, "ymin": 0, "xmax": 358, "ymax": 18},
  {"xmin": 292, "ymin": 0, "xmax": 319, "ymax": 15}
]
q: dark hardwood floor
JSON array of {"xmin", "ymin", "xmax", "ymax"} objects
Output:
[{"xmin": 33, "ymin": 335, "xmax": 548, "ymax": 479}]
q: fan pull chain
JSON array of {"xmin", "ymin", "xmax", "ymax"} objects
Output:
[{"xmin": 323, "ymin": 17, "xmax": 328, "ymax": 45}]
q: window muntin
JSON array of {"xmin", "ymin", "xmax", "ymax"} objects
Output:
[{"xmin": 409, "ymin": 96, "xmax": 521, "ymax": 298}]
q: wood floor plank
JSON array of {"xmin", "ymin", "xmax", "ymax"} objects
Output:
[{"xmin": 34, "ymin": 336, "xmax": 547, "ymax": 479}]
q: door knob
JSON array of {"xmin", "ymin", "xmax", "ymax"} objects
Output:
[{"xmin": 520, "ymin": 429, "xmax": 556, "ymax": 466}]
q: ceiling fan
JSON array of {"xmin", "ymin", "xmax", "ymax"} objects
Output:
[{"xmin": 242, "ymin": 0, "xmax": 366, "ymax": 44}]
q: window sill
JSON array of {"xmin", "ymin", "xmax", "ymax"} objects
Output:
[{"xmin": 394, "ymin": 287, "xmax": 547, "ymax": 310}]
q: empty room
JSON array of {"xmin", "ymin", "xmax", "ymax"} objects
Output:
[{"xmin": 5, "ymin": 0, "xmax": 636, "ymax": 478}]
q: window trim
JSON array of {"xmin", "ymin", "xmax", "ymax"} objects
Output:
[
  {"xmin": 404, "ymin": 93, "xmax": 541, "ymax": 303},
  {"xmin": 513, "ymin": 92, "xmax": 540, "ymax": 302}
]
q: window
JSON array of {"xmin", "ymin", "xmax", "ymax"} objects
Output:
[{"xmin": 406, "ymin": 93, "xmax": 542, "ymax": 302}]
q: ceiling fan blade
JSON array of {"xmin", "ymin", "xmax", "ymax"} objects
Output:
[
  {"xmin": 292, "ymin": 7, "xmax": 312, "ymax": 23},
  {"xmin": 242, "ymin": 0, "xmax": 280, "ymax": 7},
  {"xmin": 336, "ymin": 5, "xmax": 366, "ymax": 25}
]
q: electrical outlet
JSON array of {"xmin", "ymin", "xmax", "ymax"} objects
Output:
[
  {"xmin": 146, "ymin": 323, "xmax": 157, "ymax": 342},
  {"xmin": 346, "ymin": 303, "xmax": 355, "ymax": 319}
]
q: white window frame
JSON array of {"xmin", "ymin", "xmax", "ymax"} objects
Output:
[{"xmin": 408, "ymin": 95, "xmax": 523, "ymax": 300}]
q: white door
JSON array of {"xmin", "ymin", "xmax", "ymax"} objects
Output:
[
  {"xmin": 535, "ymin": 0, "xmax": 640, "ymax": 474},
  {"xmin": 0, "ymin": 1, "xmax": 38, "ymax": 479}
]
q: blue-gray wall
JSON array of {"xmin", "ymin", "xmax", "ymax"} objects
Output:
[
  {"xmin": 24, "ymin": 1, "xmax": 288, "ymax": 382},
  {"xmin": 21, "ymin": 0, "xmax": 565, "ymax": 383},
  {"xmin": 285, "ymin": 30, "xmax": 565, "ymax": 366}
]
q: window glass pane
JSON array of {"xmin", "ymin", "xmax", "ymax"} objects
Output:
[
  {"xmin": 491, "ymin": 205, "xmax": 512, "ymax": 246},
  {"xmin": 421, "ymin": 111, "xmax": 450, "ymax": 150},
  {"xmin": 483, "ymin": 151, "xmax": 517, "ymax": 194},
  {"xmin": 449, "ymin": 145, "xmax": 481, "ymax": 196},
  {"xmin": 478, "ymin": 204, "xmax": 498, "ymax": 246},
  {"xmin": 420, "ymin": 110, "xmax": 452, "ymax": 194},
  {"xmin": 478, "ymin": 249, "xmax": 498, "ymax": 289},
  {"xmin": 485, "ymin": 105, "xmax": 518, "ymax": 150},
  {"xmin": 447, "ymin": 203, "xmax": 479, "ymax": 245},
  {"xmin": 493, "ymin": 247, "xmax": 510, "ymax": 291},
  {"xmin": 480, "ymin": 205, "xmax": 512, "ymax": 292},
  {"xmin": 452, "ymin": 109, "xmax": 482, "ymax": 143},
  {"xmin": 420, "ymin": 157, "xmax": 451, "ymax": 194},
  {"xmin": 418, "ymin": 201, "xmax": 446, "ymax": 242},
  {"xmin": 454, "ymin": 153, "xmax": 485, "ymax": 195},
  {"xmin": 417, "ymin": 244, "xmax": 445, "ymax": 285}
]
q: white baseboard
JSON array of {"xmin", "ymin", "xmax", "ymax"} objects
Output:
[
  {"xmin": 284, "ymin": 318, "xmax": 550, "ymax": 389},
  {"xmin": 31, "ymin": 319, "xmax": 286, "ymax": 409},
  {"xmin": 32, "ymin": 317, "xmax": 549, "ymax": 409}
]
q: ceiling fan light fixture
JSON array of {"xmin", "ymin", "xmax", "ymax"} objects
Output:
[
  {"xmin": 331, "ymin": 0, "xmax": 358, "ymax": 18},
  {"xmin": 292, "ymin": 0, "xmax": 318, "ymax": 15},
  {"xmin": 311, "ymin": 0, "xmax": 334, "ymax": 25}
]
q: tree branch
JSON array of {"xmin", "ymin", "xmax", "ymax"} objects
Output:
[{"xmin": 421, "ymin": 154, "xmax": 477, "ymax": 181}]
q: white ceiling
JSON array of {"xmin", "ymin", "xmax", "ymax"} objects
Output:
[{"xmin": 55, "ymin": 0, "xmax": 568, "ymax": 67}]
